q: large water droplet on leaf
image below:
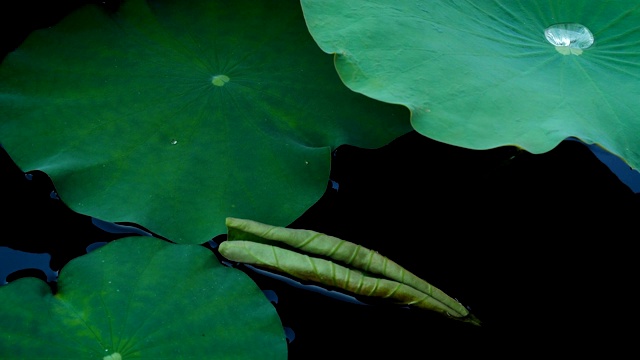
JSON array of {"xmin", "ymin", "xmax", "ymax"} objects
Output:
[{"xmin": 545, "ymin": 23, "xmax": 594, "ymax": 55}]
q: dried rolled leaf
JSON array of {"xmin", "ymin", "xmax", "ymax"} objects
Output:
[{"xmin": 222, "ymin": 217, "xmax": 480, "ymax": 325}]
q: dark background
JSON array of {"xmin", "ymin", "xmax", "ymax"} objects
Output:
[{"xmin": 2, "ymin": 1, "xmax": 639, "ymax": 358}]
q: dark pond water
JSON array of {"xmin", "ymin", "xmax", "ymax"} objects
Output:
[
  {"xmin": 3, "ymin": 130, "xmax": 639, "ymax": 358},
  {"xmin": 2, "ymin": 1, "xmax": 640, "ymax": 358}
]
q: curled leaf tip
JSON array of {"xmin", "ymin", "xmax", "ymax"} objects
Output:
[{"xmin": 464, "ymin": 313, "xmax": 482, "ymax": 327}]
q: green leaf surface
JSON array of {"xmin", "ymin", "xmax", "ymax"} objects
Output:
[
  {"xmin": 0, "ymin": 236, "xmax": 287, "ymax": 359},
  {"xmin": 0, "ymin": 0, "xmax": 410, "ymax": 244},
  {"xmin": 300, "ymin": 0, "xmax": 640, "ymax": 169},
  {"xmin": 221, "ymin": 217, "xmax": 480, "ymax": 325}
]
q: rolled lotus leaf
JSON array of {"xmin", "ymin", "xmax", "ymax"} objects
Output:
[{"xmin": 221, "ymin": 217, "xmax": 479, "ymax": 325}]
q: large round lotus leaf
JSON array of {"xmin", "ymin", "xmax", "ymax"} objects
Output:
[
  {"xmin": 0, "ymin": 0, "xmax": 411, "ymax": 244},
  {"xmin": 300, "ymin": 0, "xmax": 640, "ymax": 170},
  {"xmin": 0, "ymin": 236, "xmax": 287, "ymax": 359}
]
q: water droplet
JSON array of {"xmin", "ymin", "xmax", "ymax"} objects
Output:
[
  {"xmin": 545, "ymin": 23, "xmax": 594, "ymax": 56},
  {"xmin": 211, "ymin": 74, "xmax": 230, "ymax": 87}
]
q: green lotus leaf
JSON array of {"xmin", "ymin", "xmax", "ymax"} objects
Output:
[
  {"xmin": 220, "ymin": 217, "xmax": 480, "ymax": 326},
  {"xmin": 0, "ymin": 236, "xmax": 286, "ymax": 359},
  {"xmin": 300, "ymin": 0, "xmax": 640, "ymax": 170},
  {"xmin": 0, "ymin": 0, "xmax": 411, "ymax": 244}
]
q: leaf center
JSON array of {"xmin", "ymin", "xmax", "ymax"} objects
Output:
[{"xmin": 211, "ymin": 74, "xmax": 231, "ymax": 87}]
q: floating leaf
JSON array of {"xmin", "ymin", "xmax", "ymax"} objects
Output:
[
  {"xmin": 0, "ymin": 236, "xmax": 287, "ymax": 359},
  {"xmin": 300, "ymin": 0, "xmax": 640, "ymax": 169},
  {"xmin": 220, "ymin": 217, "xmax": 480, "ymax": 325},
  {"xmin": 0, "ymin": 0, "xmax": 411, "ymax": 244}
]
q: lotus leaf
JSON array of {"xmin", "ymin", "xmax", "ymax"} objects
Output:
[
  {"xmin": 0, "ymin": 0, "xmax": 411, "ymax": 244},
  {"xmin": 300, "ymin": 0, "xmax": 640, "ymax": 170},
  {"xmin": 0, "ymin": 236, "xmax": 287, "ymax": 359},
  {"xmin": 219, "ymin": 217, "xmax": 480, "ymax": 325}
]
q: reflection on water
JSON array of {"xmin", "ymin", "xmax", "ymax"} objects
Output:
[
  {"xmin": 0, "ymin": 247, "xmax": 57, "ymax": 285},
  {"xmin": 244, "ymin": 264, "xmax": 368, "ymax": 306}
]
